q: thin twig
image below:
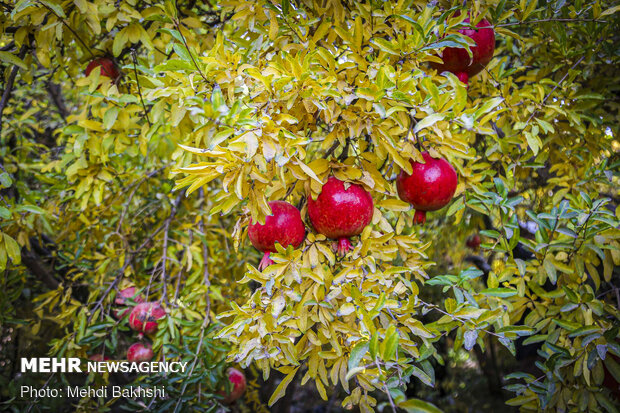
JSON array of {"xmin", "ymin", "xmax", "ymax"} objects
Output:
[
  {"xmin": 383, "ymin": 384, "xmax": 398, "ymax": 413},
  {"xmin": 36, "ymin": 1, "xmax": 94, "ymax": 57},
  {"xmin": 172, "ymin": 9, "xmax": 209, "ymax": 84},
  {"xmin": 131, "ymin": 49, "xmax": 152, "ymax": 127}
]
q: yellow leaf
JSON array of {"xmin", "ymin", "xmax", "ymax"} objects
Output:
[{"xmin": 268, "ymin": 366, "xmax": 299, "ymax": 406}]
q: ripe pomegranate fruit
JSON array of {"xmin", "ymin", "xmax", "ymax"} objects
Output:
[
  {"xmin": 128, "ymin": 302, "xmax": 166, "ymax": 334},
  {"xmin": 127, "ymin": 343, "xmax": 154, "ymax": 362},
  {"xmin": 308, "ymin": 177, "xmax": 374, "ymax": 255},
  {"xmin": 113, "ymin": 287, "xmax": 145, "ymax": 319},
  {"xmin": 85, "ymin": 57, "xmax": 120, "ymax": 80},
  {"xmin": 430, "ymin": 15, "xmax": 495, "ymax": 85},
  {"xmin": 396, "ymin": 152, "xmax": 458, "ymax": 224},
  {"xmin": 219, "ymin": 367, "xmax": 247, "ymax": 404},
  {"xmin": 466, "ymin": 234, "xmax": 481, "ymax": 250},
  {"xmin": 248, "ymin": 201, "xmax": 306, "ymax": 270}
]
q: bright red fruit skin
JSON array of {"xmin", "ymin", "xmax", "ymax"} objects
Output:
[
  {"xmin": 220, "ymin": 367, "xmax": 247, "ymax": 404},
  {"xmin": 466, "ymin": 234, "xmax": 481, "ymax": 250},
  {"xmin": 127, "ymin": 343, "xmax": 154, "ymax": 362},
  {"xmin": 113, "ymin": 287, "xmax": 145, "ymax": 319},
  {"xmin": 85, "ymin": 57, "xmax": 120, "ymax": 80},
  {"xmin": 248, "ymin": 201, "xmax": 306, "ymax": 270},
  {"xmin": 129, "ymin": 302, "xmax": 165, "ymax": 334},
  {"xmin": 308, "ymin": 177, "xmax": 374, "ymax": 255},
  {"xmin": 396, "ymin": 152, "xmax": 458, "ymax": 224},
  {"xmin": 430, "ymin": 17, "xmax": 495, "ymax": 84}
]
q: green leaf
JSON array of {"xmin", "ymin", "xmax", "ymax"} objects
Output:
[
  {"xmin": 3, "ymin": 233, "xmax": 21, "ymax": 264},
  {"xmin": 382, "ymin": 326, "xmax": 399, "ymax": 361},
  {"xmin": 281, "ymin": 0, "xmax": 290, "ymax": 15},
  {"xmin": 0, "ymin": 206, "xmax": 11, "ymax": 220},
  {"xmin": 39, "ymin": 0, "xmax": 66, "ymax": 17},
  {"xmin": 0, "ymin": 51, "xmax": 27, "ymax": 70},
  {"xmin": 370, "ymin": 38, "xmax": 399, "ymax": 55},
  {"xmin": 445, "ymin": 195, "xmax": 463, "ymax": 216},
  {"xmin": 414, "ymin": 113, "xmax": 445, "ymax": 133},
  {"xmin": 474, "ymin": 97, "xmax": 503, "ymax": 119},
  {"xmin": 481, "ymin": 288, "xmax": 518, "ymax": 298},
  {"xmin": 497, "ymin": 326, "xmax": 535, "ymax": 336},
  {"xmin": 399, "ymin": 398, "xmax": 443, "ymax": 413},
  {"xmin": 410, "ymin": 365, "xmax": 433, "ymax": 386},
  {"xmin": 0, "ymin": 172, "xmax": 13, "ymax": 188},
  {"xmin": 348, "ymin": 340, "xmax": 369, "ymax": 371},
  {"xmin": 543, "ymin": 258, "xmax": 557, "ymax": 284}
]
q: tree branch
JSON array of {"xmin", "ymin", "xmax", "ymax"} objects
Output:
[{"xmin": 0, "ymin": 44, "xmax": 28, "ymax": 135}]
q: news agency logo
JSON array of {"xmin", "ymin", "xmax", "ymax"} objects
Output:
[{"xmin": 21, "ymin": 358, "xmax": 188, "ymax": 373}]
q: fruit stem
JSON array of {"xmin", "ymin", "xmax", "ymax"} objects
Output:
[
  {"xmin": 336, "ymin": 237, "xmax": 352, "ymax": 256},
  {"xmin": 413, "ymin": 210, "xmax": 427, "ymax": 225},
  {"xmin": 258, "ymin": 252, "xmax": 274, "ymax": 270}
]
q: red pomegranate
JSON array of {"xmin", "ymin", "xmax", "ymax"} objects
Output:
[
  {"xmin": 88, "ymin": 354, "xmax": 111, "ymax": 362},
  {"xmin": 466, "ymin": 234, "xmax": 481, "ymax": 250},
  {"xmin": 113, "ymin": 287, "xmax": 145, "ymax": 319},
  {"xmin": 248, "ymin": 201, "xmax": 306, "ymax": 270},
  {"xmin": 85, "ymin": 57, "xmax": 120, "ymax": 80},
  {"xmin": 127, "ymin": 343, "xmax": 154, "ymax": 362},
  {"xmin": 220, "ymin": 367, "xmax": 247, "ymax": 404},
  {"xmin": 430, "ymin": 15, "xmax": 495, "ymax": 85},
  {"xmin": 396, "ymin": 152, "xmax": 458, "ymax": 225},
  {"xmin": 308, "ymin": 177, "xmax": 374, "ymax": 255},
  {"xmin": 128, "ymin": 302, "xmax": 166, "ymax": 334}
]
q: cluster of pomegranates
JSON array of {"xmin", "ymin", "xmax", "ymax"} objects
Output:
[
  {"xmin": 248, "ymin": 151, "xmax": 458, "ymax": 268},
  {"xmin": 430, "ymin": 13, "xmax": 496, "ymax": 86},
  {"xmin": 89, "ymin": 287, "xmax": 163, "ymax": 363},
  {"xmin": 89, "ymin": 287, "xmax": 246, "ymax": 404}
]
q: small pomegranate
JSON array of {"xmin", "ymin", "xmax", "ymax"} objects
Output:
[
  {"xmin": 219, "ymin": 367, "xmax": 247, "ymax": 404},
  {"xmin": 113, "ymin": 287, "xmax": 145, "ymax": 319},
  {"xmin": 248, "ymin": 201, "xmax": 306, "ymax": 270},
  {"xmin": 129, "ymin": 302, "xmax": 166, "ymax": 334},
  {"xmin": 88, "ymin": 354, "xmax": 111, "ymax": 362},
  {"xmin": 430, "ymin": 15, "xmax": 495, "ymax": 85},
  {"xmin": 85, "ymin": 57, "xmax": 120, "ymax": 80},
  {"xmin": 396, "ymin": 152, "xmax": 458, "ymax": 225},
  {"xmin": 127, "ymin": 343, "xmax": 154, "ymax": 362},
  {"xmin": 308, "ymin": 177, "xmax": 374, "ymax": 255},
  {"xmin": 466, "ymin": 234, "xmax": 481, "ymax": 250}
]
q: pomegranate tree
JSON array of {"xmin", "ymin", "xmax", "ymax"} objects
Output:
[
  {"xmin": 113, "ymin": 286, "xmax": 145, "ymax": 319},
  {"xmin": 85, "ymin": 57, "xmax": 120, "ymax": 80},
  {"xmin": 430, "ymin": 15, "xmax": 495, "ymax": 85},
  {"xmin": 127, "ymin": 343, "xmax": 154, "ymax": 362},
  {"xmin": 396, "ymin": 152, "xmax": 458, "ymax": 224},
  {"xmin": 308, "ymin": 177, "xmax": 374, "ymax": 255},
  {"xmin": 128, "ymin": 302, "xmax": 165, "ymax": 334},
  {"xmin": 248, "ymin": 201, "xmax": 306, "ymax": 270},
  {"xmin": 220, "ymin": 367, "xmax": 247, "ymax": 404}
]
